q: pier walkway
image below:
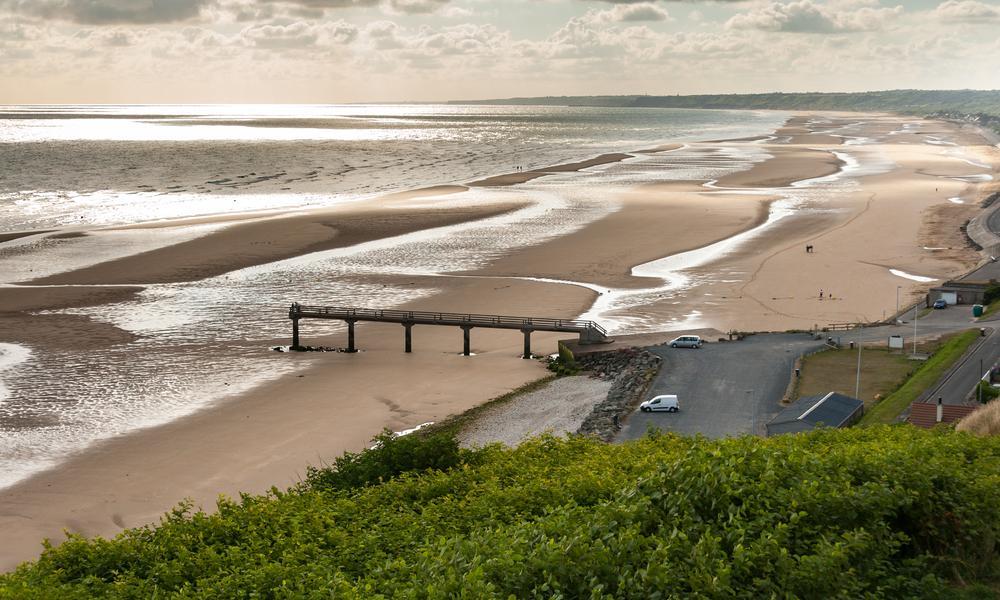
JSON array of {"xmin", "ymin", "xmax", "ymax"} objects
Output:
[{"xmin": 288, "ymin": 303, "xmax": 612, "ymax": 357}]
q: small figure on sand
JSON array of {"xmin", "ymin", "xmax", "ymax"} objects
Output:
[
  {"xmin": 819, "ymin": 289, "xmax": 824, "ymax": 300},
  {"xmin": 806, "ymin": 244, "xmax": 814, "ymax": 253}
]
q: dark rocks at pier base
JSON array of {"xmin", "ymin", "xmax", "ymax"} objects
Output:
[
  {"xmin": 271, "ymin": 345, "xmax": 357, "ymax": 353},
  {"xmin": 576, "ymin": 348, "xmax": 662, "ymax": 441}
]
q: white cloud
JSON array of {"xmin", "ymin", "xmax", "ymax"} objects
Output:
[
  {"xmin": 932, "ymin": 0, "xmax": 1000, "ymax": 22},
  {"xmin": 726, "ymin": 0, "xmax": 903, "ymax": 33},
  {"xmin": 0, "ymin": 0, "xmax": 212, "ymax": 24},
  {"xmin": 241, "ymin": 20, "xmax": 358, "ymax": 49},
  {"xmin": 1, "ymin": 0, "xmax": 999, "ymax": 102},
  {"xmin": 383, "ymin": 0, "xmax": 450, "ymax": 15},
  {"xmin": 586, "ymin": 3, "xmax": 671, "ymax": 23}
]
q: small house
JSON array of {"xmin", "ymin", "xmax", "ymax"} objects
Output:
[
  {"xmin": 927, "ymin": 281, "xmax": 989, "ymax": 306},
  {"xmin": 766, "ymin": 392, "xmax": 864, "ymax": 437}
]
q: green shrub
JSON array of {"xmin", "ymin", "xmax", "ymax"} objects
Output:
[
  {"xmin": 302, "ymin": 428, "xmax": 476, "ymax": 492},
  {"xmin": 547, "ymin": 342, "xmax": 580, "ymax": 376},
  {"xmin": 984, "ymin": 285, "xmax": 1000, "ymax": 306},
  {"xmin": 977, "ymin": 380, "xmax": 1000, "ymax": 403},
  {"xmin": 3, "ymin": 428, "xmax": 1000, "ymax": 598}
]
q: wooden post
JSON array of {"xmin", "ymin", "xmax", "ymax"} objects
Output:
[
  {"xmin": 404, "ymin": 323, "xmax": 412, "ymax": 353},
  {"xmin": 292, "ymin": 317, "xmax": 300, "ymax": 349},
  {"xmin": 522, "ymin": 329, "xmax": 531, "ymax": 359},
  {"xmin": 462, "ymin": 325, "xmax": 472, "ymax": 356},
  {"xmin": 347, "ymin": 319, "xmax": 357, "ymax": 353}
]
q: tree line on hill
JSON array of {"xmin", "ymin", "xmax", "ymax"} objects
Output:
[{"xmin": 451, "ymin": 90, "xmax": 1000, "ymax": 134}]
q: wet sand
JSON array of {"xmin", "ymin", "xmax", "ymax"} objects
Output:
[
  {"xmin": 715, "ymin": 146, "xmax": 843, "ymax": 188},
  {"xmin": 467, "ymin": 153, "xmax": 633, "ymax": 187},
  {"xmin": 1, "ymin": 112, "xmax": 998, "ymax": 571},
  {"xmin": 27, "ymin": 203, "xmax": 523, "ymax": 286},
  {"xmin": 480, "ymin": 190, "xmax": 776, "ymax": 289}
]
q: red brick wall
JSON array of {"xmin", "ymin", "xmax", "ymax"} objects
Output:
[{"xmin": 908, "ymin": 402, "xmax": 979, "ymax": 428}]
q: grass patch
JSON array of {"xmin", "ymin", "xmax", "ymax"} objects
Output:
[
  {"xmin": 795, "ymin": 346, "xmax": 921, "ymax": 407},
  {"xmin": 861, "ymin": 329, "xmax": 982, "ymax": 425}
]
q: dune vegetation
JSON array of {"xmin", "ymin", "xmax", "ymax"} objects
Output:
[
  {"xmin": 1, "ymin": 426, "xmax": 999, "ymax": 598},
  {"xmin": 958, "ymin": 400, "xmax": 1000, "ymax": 437}
]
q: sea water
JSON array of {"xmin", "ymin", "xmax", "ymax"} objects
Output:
[{"xmin": 0, "ymin": 104, "xmax": 795, "ymax": 488}]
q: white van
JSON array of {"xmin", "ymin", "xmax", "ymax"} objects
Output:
[
  {"xmin": 640, "ymin": 394, "xmax": 680, "ymax": 413},
  {"xmin": 669, "ymin": 335, "xmax": 702, "ymax": 349}
]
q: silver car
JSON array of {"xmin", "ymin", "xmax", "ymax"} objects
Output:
[{"xmin": 669, "ymin": 335, "xmax": 702, "ymax": 349}]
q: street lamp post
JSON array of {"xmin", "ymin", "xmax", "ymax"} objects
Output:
[
  {"xmin": 913, "ymin": 303, "xmax": 918, "ymax": 355},
  {"xmin": 896, "ymin": 286, "xmax": 901, "ymax": 320},
  {"xmin": 980, "ymin": 358, "xmax": 984, "ymax": 404},
  {"xmin": 855, "ymin": 324, "xmax": 863, "ymax": 399}
]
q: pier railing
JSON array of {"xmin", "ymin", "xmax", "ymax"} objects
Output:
[{"xmin": 288, "ymin": 304, "xmax": 611, "ymax": 357}]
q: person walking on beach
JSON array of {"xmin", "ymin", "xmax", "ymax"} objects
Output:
[{"xmin": 819, "ymin": 289, "xmax": 824, "ymax": 300}]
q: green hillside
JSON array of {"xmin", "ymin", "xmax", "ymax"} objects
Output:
[
  {"xmin": 451, "ymin": 90, "xmax": 1000, "ymax": 134},
  {"xmin": 2, "ymin": 427, "xmax": 999, "ymax": 598}
]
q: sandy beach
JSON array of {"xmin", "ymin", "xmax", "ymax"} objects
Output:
[{"xmin": 1, "ymin": 112, "xmax": 998, "ymax": 571}]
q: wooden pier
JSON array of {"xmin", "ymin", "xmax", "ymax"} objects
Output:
[{"xmin": 288, "ymin": 303, "xmax": 613, "ymax": 358}]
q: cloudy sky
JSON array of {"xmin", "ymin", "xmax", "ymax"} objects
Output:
[{"xmin": 0, "ymin": 0, "xmax": 998, "ymax": 103}]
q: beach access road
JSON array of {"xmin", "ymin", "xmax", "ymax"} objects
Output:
[
  {"xmin": 917, "ymin": 323, "xmax": 1000, "ymax": 406},
  {"xmin": 616, "ymin": 333, "xmax": 828, "ymax": 441}
]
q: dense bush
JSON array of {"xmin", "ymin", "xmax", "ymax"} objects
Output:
[
  {"xmin": 301, "ymin": 429, "xmax": 474, "ymax": 492},
  {"xmin": 977, "ymin": 381, "xmax": 1000, "ymax": 404},
  {"xmin": 2, "ymin": 427, "xmax": 1000, "ymax": 598},
  {"xmin": 547, "ymin": 341, "xmax": 580, "ymax": 376},
  {"xmin": 984, "ymin": 285, "xmax": 1000, "ymax": 307}
]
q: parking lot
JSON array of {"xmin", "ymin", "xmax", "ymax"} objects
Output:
[{"xmin": 616, "ymin": 333, "xmax": 828, "ymax": 441}]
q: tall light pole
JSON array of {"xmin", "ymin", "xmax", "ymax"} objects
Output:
[
  {"xmin": 855, "ymin": 324, "xmax": 863, "ymax": 399},
  {"xmin": 913, "ymin": 303, "xmax": 919, "ymax": 355},
  {"xmin": 896, "ymin": 286, "xmax": 901, "ymax": 321},
  {"xmin": 979, "ymin": 359, "xmax": 984, "ymax": 404}
]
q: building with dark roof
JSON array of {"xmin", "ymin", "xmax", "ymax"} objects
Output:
[{"xmin": 766, "ymin": 392, "xmax": 864, "ymax": 437}]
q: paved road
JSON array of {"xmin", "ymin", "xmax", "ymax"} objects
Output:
[
  {"xmin": 814, "ymin": 304, "xmax": 989, "ymax": 350},
  {"xmin": 616, "ymin": 333, "xmax": 827, "ymax": 441},
  {"xmin": 920, "ymin": 326, "xmax": 1000, "ymax": 405}
]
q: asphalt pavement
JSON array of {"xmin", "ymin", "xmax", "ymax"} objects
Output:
[
  {"xmin": 615, "ymin": 333, "xmax": 827, "ymax": 441},
  {"xmin": 615, "ymin": 306, "xmax": 1000, "ymax": 440},
  {"xmin": 918, "ymin": 325, "xmax": 1000, "ymax": 405}
]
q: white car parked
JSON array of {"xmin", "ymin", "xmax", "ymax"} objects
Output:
[
  {"xmin": 669, "ymin": 335, "xmax": 703, "ymax": 349},
  {"xmin": 640, "ymin": 394, "xmax": 680, "ymax": 413}
]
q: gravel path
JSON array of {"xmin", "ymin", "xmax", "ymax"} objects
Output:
[{"xmin": 458, "ymin": 376, "xmax": 612, "ymax": 448}]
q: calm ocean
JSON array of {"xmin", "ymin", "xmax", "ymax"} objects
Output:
[
  {"xmin": 0, "ymin": 105, "xmax": 788, "ymax": 488},
  {"xmin": 0, "ymin": 104, "xmax": 786, "ymax": 229}
]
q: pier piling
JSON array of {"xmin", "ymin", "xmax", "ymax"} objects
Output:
[
  {"xmin": 461, "ymin": 325, "xmax": 472, "ymax": 356},
  {"xmin": 287, "ymin": 304, "xmax": 612, "ymax": 357},
  {"xmin": 346, "ymin": 320, "xmax": 357, "ymax": 353}
]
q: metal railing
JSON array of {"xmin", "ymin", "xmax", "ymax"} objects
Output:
[{"xmin": 289, "ymin": 304, "xmax": 608, "ymax": 336}]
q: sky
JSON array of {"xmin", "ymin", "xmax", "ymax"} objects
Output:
[{"xmin": 0, "ymin": 0, "xmax": 998, "ymax": 103}]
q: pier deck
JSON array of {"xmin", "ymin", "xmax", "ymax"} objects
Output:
[{"xmin": 288, "ymin": 304, "xmax": 612, "ymax": 357}]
